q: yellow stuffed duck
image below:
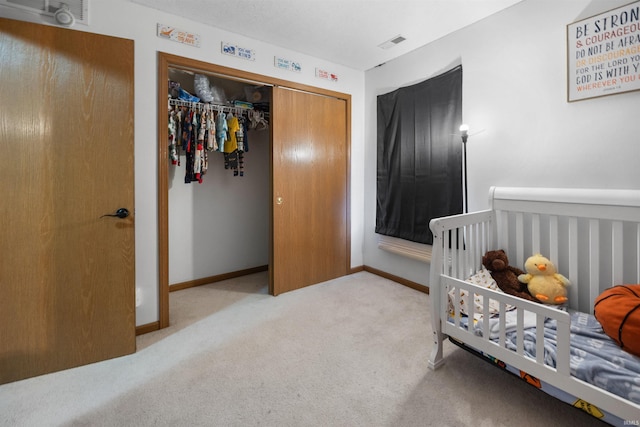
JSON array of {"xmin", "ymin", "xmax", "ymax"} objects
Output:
[{"xmin": 518, "ymin": 254, "xmax": 570, "ymax": 304}]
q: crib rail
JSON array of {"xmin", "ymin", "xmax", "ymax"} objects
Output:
[
  {"xmin": 428, "ymin": 187, "xmax": 640, "ymax": 422},
  {"xmin": 490, "ymin": 187, "xmax": 640, "ymax": 313},
  {"xmin": 441, "ymin": 273, "xmax": 640, "ymax": 422},
  {"xmin": 428, "ymin": 209, "xmax": 494, "ymax": 370},
  {"xmin": 442, "ymin": 275, "xmax": 571, "ymax": 377}
]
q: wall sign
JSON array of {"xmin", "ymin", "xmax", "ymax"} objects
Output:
[
  {"xmin": 275, "ymin": 56, "xmax": 302, "ymax": 72},
  {"xmin": 567, "ymin": 1, "xmax": 640, "ymax": 102},
  {"xmin": 315, "ymin": 68, "xmax": 338, "ymax": 82},
  {"xmin": 221, "ymin": 42, "xmax": 255, "ymax": 61},
  {"xmin": 157, "ymin": 24, "xmax": 201, "ymax": 48}
]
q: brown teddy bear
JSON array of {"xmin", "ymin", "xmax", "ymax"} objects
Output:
[{"xmin": 482, "ymin": 250, "xmax": 539, "ymax": 302}]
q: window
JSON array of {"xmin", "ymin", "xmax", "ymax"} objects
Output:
[{"xmin": 376, "ymin": 65, "xmax": 463, "ymax": 245}]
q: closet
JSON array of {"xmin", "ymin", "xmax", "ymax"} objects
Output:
[
  {"xmin": 166, "ymin": 67, "xmax": 272, "ymax": 295},
  {"xmin": 157, "ymin": 53, "xmax": 351, "ymax": 330}
]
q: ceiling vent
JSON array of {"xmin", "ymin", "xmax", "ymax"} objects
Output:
[
  {"xmin": 377, "ymin": 35, "xmax": 406, "ymax": 50},
  {"xmin": 1, "ymin": 0, "xmax": 88, "ymax": 25}
]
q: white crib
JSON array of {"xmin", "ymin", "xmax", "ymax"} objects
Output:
[{"xmin": 428, "ymin": 186, "xmax": 640, "ymax": 426}]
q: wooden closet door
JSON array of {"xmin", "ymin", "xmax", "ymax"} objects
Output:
[
  {"xmin": 271, "ymin": 87, "xmax": 349, "ymax": 295},
  {"xmin": 0, "ymin": 18, "xmax": 135, "ymax": 384}
]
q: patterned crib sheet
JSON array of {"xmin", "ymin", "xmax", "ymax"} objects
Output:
[{"xmin": 460, "ymin": 310, "xmax": 640, "ymax": 404}]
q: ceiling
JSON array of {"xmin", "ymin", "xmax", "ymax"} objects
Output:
[{"xmin": 131, "ymin": 0, "xmax": 523, "ymax": 71}]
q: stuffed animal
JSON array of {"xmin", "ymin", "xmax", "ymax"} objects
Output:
[
  {"xmin": 518, "ymin": 254, "xmax": 570, "ymax": 304},
  {"xmin": 482, "ymin": 250, "xmax": 538, "ymax": 302}
]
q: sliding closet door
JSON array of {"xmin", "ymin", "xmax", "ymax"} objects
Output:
[
  {"xmin": 0, "ymin": 18, "xmax": 135, "ymax": 384},
  {"xmin": 271, "ymin": 87, "xmax": 349, "ymax": 295}
]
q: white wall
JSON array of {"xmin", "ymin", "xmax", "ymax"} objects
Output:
[
  {"xmin": 363, "ymin": 0, "xmax": 640, "ymax": 285},
  {"xmin": 0, "ymin": 0, "xmax": 366, "ymax": 326},
  {"xmin": 168, "ymin": 128, "xmax": 271, "ymax": 284}
]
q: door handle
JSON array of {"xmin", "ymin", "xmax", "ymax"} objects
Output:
[{"xmin": 101, "ymin": 208, "xmax": 130, "ymax": 219}]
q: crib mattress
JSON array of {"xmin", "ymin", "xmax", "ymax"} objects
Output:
[{"xmin": 449, "ymin": 310, "xmax": 640, "ymax": 426}]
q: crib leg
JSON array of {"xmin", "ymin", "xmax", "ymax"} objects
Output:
[{"xmin": 428, "ymin": 320, "xmax": 445, "ymax": 370}]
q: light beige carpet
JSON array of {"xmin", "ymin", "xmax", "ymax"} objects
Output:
[{"xmin": 0, "ymin": 272, "xmax": 607, "ymax": 426}]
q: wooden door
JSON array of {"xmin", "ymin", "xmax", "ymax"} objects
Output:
[
  {"xmin": 271, "ymin": 87, "xmax": 349, "ymax": 295},
  {"xmin": 0, "ymin": 18, "xmax": 135, "ymax": 384}
]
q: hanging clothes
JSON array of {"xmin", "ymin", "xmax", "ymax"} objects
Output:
[
  {"xmin": 193, "ymin": 109, "xmax": 207, "ymax": 184},
  {"xmin": 216, "ymin": 112, "xmax": 228, "ymax": 153},
  {"xmin": 223, "ymin": 114, "xmax": 239, "ymax": 175},
  {"xmin": 236, "ymin": 118, "xmax": 247, "ymax": 177},
  {"xmin": 168, "ymin": 109, "xmax": 178, "ymax": 165},
  {"xmin": 183, "ymin": 110, "xmax": 196, "ymax": 183},
  {"xmin": 168, "ymin": 98, "xmax": 263, "ymax": 181},
  {"xmin": 241, "ymin": 117, "xmax": 249, "ymax": 153},
  {"xmin": 206, "ymin": 110, "xmax": 217, "ymax": 151},
  {"xmin": 175, "ymin": 108, "xmax": 183, "ymax": 166},
  {"xmin": 225, "ymin": 114, "xmax": 239, "ymax": 153}
]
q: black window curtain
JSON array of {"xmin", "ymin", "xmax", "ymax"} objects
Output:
[{"xmin": 376, "ymin": 65, "xmax": 463, "ymax": 245}]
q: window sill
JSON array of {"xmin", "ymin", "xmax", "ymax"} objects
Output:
[{"xmin": 377, "ymin": 235, "xmax": 432, "ymax": 263}]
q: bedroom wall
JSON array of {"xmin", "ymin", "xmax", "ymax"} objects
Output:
[
  {"xmin": 0, "ymin": 0, "xmax": 366, "ymax": 326},
  {"xmin": 363, "ymin": 0, "xmax": 640, "ymax": 286}
]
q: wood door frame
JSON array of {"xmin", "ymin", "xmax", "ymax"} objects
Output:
[{"xmin": 156, "ymin": 52, "xmax": 351, "ymax": 329}]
